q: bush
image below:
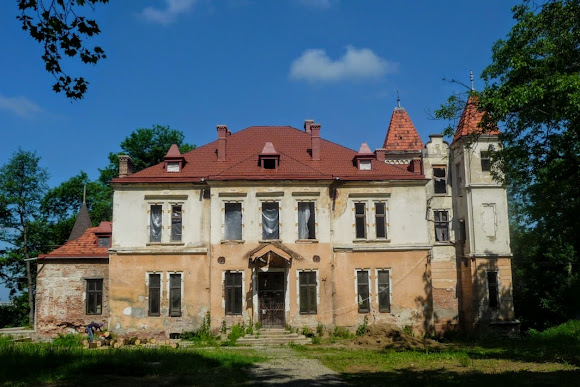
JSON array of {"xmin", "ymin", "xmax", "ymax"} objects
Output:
[
  {"xmin": 53, "ymin": 333, "xmax": 84, "ymax": 348},
  {"xmin": 316, "ymin": 324, "xmax": 324, "ymax": 337},
  {"xmin": 356, "ymin": 316, "xmax": 368, "ymax": 336},
  {"xmin": 301, "ymin": 327, "xmax": 314, "ymax": 338},
  {"xmin": 226, "ymin": 323, "xmax": 245, "ymax": 345},
  {"xmin": 180, "ymin": 312, "xmax": 218, "ymax": 345}
]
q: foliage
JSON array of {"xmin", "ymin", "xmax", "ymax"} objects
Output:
[
  {"xmin": 226, "ymin": 323, "xmax": 246, "ymax": 345},
  {"xmin": 332, "ymin": 326, "xmax": 354, "ymax": 340},
  {"xmin": 316, "ymin": 323, "xmax": 324, "ymax": 337},
  {"xmin": 17, "ymin": 0, "xmax": 109, "ymax": 100},
  {"xmin": 0, "ymin": 294, "xmax": 29, "ymax": 328},
  {"xmin": 356, "ymin": 316, "xmax": 368, "ymax": 336},
  {"xmin": 53, "ymin": 333, "xmax": 84, "ymax": 348},
  {"xmin": 301, "ymin": 326, "xmax": 314, "ymax": 338},
  {"xmin": 180, "ymin": 312, "xmax": 218, "ymax": 345}
]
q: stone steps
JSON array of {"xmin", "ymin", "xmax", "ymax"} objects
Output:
[{"xmin": 237, "ymin": 329, "xmax": 311, "ymax": 346}]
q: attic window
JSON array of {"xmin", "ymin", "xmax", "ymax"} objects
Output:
[
  {"xmin": 259, "ymin": 156, "xmax": 279, "ymax": 170},
  {"xmin": 167, "ymin": 162, "xmax": 180, "ymax": 172},
  {"xmin": 359, "ymin": 160, "xmax": 372, "ymax": 171},
  {"xmin": 97, "ymin": 236, "xmax": 111, "ymax": 247}
]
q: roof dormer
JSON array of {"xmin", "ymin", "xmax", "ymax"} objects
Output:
[
  {"xmin": 164, "ymin": 144, "xmax": 186, "ymax": 173},
  {"xmin": 354, "ymin": 142, "xmax": 375, "ymax": 170},
  {"xmin": 259, "ymin": 142, "xmax": 280, "ymax": 170}
]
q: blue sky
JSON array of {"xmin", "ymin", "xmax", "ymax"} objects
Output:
[{"xmin": 0, "ymin": 0, "xmax": 519, "ymax": 300}]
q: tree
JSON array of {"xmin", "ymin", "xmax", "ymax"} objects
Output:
[
  {"xmin": 17, "ymin": 0, "xmax": 109, "ymax": 100},
  {"xmin": 0, "ymin": 149, "xmax": 49, "ymax": 324},
  {"xmin": 436, "ymin": 0, "xmax": 580, "ymax": 328},
  {"xmin": 99, "ymin": 125, "xmax": 196, "ymax": 184}
]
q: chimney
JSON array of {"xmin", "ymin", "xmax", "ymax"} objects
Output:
[
  {"xmin": 311, "ymin": 123, "xmax": 321, "ymax": 161},
  {"xmin": 407, "ymin": 158, "xmax": 422, "ymax": 173},
  {"xmin": 217, "ymin": 125, "xmax": 228, "ymax": 161},
  {"xmin": 118, "ymin": 155, "xmax": 134, "ymax": 178},
  {"xmin": 304, "ymin": 119, "xmax": 314, "ymax": 134},
  {"xmin": 375, "ymin": 148, "xmax": 386, "ymax": 162}
]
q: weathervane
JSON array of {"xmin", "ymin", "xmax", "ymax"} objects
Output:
[
  {"xmin": 397, "ymin": 90, "xmax": 401, "ymax": 108},
  {"xmin": 470, "ymin": 70, "xmax": 474, "ymax": 91}
]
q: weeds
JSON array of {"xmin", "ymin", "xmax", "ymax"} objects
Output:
[
  {"xmin": 356, "ymin": 316, "xmax": 368, "ymax": 336},
  {"xmin": 52, "ymin": 333, "xmax": 84, "ymax": 348}
]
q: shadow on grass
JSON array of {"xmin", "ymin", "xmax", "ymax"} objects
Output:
[{"xmin": 0, "ymin": 344, "xmax": 262, "ymax": 386}]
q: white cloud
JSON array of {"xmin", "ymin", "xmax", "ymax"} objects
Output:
[
  {"xmin": 298, "ymin": 0, "xmax": 337, "ymax": 9},
  {"xmin": 0, "ymin": 95, "xmax": 42, "ymax": 118},
  {"xmin": 141, "ymin": 0, "xmax": 197, "ymax": 25},
  {"xmin": 289, "ymin": 46, "xmax": 397, "ymax": 83}
]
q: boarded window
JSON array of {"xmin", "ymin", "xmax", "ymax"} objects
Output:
[
  {"xmin": 171, "ymin": 205, "xmax": 182, "ymax": 242},
  {"xmin": 357, "ymin": 271, "xmax": 370, "ymax": 313},
  {"xmin": 299, "ymin": 272, "xmax": 317, "ymax": 314},
  {"xmin": 225, "ymin": 203, "xmax": 242, "ymax": 240},
  {"xmin": 487, "ymin": 271, "xmax": 499, "ymax": 308},
  {"xmin": 355, "ymin": 203, "xmax": 366, "ymax": 239},
  {"xmin": 97, "ymin": 236, "xmax": 110, "ymax": 247},
  {"xmin": 434, "ymin": 210, "xmax": 450, "ymax": 242},
  {"xmin": 150, "ymin": 205, "xmax": 162, "ymax": 242},
  {"xmin": 148, "ymin": 274, "xmax": 161, "ymax": 316},
  {"xmin": 378, "ymin": 270, "xmax": 391, "ymax": 313},
  {"xmin": 433, "ymin": 167, "xmax": 447, "ymax": 194},
  {"xmin": 359, "ymin": 159, "xmax": 372, "ymax": 170},
  {"xmin": 169, "ymin": 274, "xmax": 181, "ymax": 317},
  {"xmin": 481, "ymin": 151, "xmax": 491, "ymax": 172},
  {"xmin": 482, "ymin": 204, "xmax": 496, "ymax": 237},
  {"xmin": 375, "ymin": 203, "xmax": 387, "ymax": 239},
  {"xmin": 225, "ymin": 272, "xmax": 242, "ymax": 315},
  {"xmin": 167, "ymin": 162, "xmax": 180, "ymax": 172},
  {"xmin": 298, "ymin": 202, "xmax": 316, "ymax": 240},
  {"xmin": 86, "ymin": 279, "xmax": 103, "ymax": 315},
  {"xmin": 262, "ymin": 202, "xmax": 279, "ymax": 240}
]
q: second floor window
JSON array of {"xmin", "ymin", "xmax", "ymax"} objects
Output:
[
  {"xmin": 262, "ymin": 202, "xmax": 279, "ymax": 240},
  {"xmin": 150, "ymin": 205, "xmax": 162, "ymax": 243},
  {"xmin": 355, "ymin": 203, "xmax": 366, "ymax": 239},
  {"xmin": 434, "ymin": 210, "xmax": 450, "ymax": 242},
  {"xmin": 375, "ymin": 202, "xmax": 387, "ymax": 239},
  {"xmin": 171, "ymin": 205, "xmax": 182, "ymax": 242},
  {"xmin": 225, "ymin": 203, "xmax": 242, "ymax": 240},
  {"xmin": 481, "ymin": 151, "xmax": 491, "ymax": 172},
  {"xmin": 433, "ymin": 167, "xmax": 447, "ymax": 194},
  {"xmin": 298, "ymin": 202, "xmax": 315, "ymax": 240}
]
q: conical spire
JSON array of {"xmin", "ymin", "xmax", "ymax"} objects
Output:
[
  {"xmin": 68, "ymin": 202, "xmax": 92, "ymax": 242},
  {"xmin": 453, "ymin": 95, "xmax": 499, "ymax": 143},
  {"xmin": 383, "ymin": 104, "xmax": 424, "ymax": 152}
]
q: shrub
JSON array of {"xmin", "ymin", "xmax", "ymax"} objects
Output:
[
  {"xmin": 226, "ymin": 323, "xmax": 246, "ymax": 345},
  {"xmin": 301, "ymin": 327, "xmax": 314, "ymax": 338},
  {"xmin": 316, "ymin": 324, "xmax": 324, "ymax": 337},
  {"xmin": 356, "ymin": 316, "xmax": 368, "ymax": 336}
]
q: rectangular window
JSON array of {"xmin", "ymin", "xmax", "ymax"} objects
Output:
[
  {"xmin": 375, "ymin": 202, "xmax": 387, "ymax": 239},
  {"xmin": 224, "ymin": 203, "xmax": 243, "ymax": 240},
  {"xmin": 378, "ymin": 270, "xmax": 391, "ymax": 313},
  {"xmin": 171, "ymin": 205, "xmax": 182, "ymax": 242},
  {"xmin": 225, "ymin": 272, "xmax": 243, "ymax": 315},
  {"xmin": 148, "ymin": 274, "xmax": 161, "ymax": 316},
  {"xmin": 299, "ymin": 272, "xmax": 317, "ymax": 314},
  {"xmin": 481, "ymin": 151, "xmax": 491, "ymax": 172},
  {"xmin": 150, "ymin": 205, "xmax": 162, "ymax": 242},
  {"xmin": 298, "ymin": 202, "xmax": 316, "ymax": 240},
  {"xmin": 433, "ymin": 167, "xmax": 447, "ymax": 194},
  {"xmin": 355, "ymin": 203, "xmax": 366, "ymax": 239},
  {"xmin": 357, "ymin": 270, "xmax": 370, "ymax": 313},
  {"xmin": 262, "ymin": 202, "xmax": 279, "ymax": 240},
  {"xmin": 97, "ymin": 236, "xmax": 111, "ymax": 247},
  {"xmin": 86, "ymin": 279, "xmax": 103, "ymax": 315},
  {"xmin": 434, "ymin": 210, "xmax": 450, "ymax": 242},
  {"xmin": 487, "ymin": 271, "xmax": 499, "ymax": 308},
  {"xmin": 169, "ymin": 274, "xmax": 181, "ymax": 317}
]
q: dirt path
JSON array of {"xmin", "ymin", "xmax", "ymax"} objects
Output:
[{"xmin": 248, "ymin": 347, "xmax": 348, "ymax": 386}]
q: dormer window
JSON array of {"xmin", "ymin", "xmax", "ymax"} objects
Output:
[
  {"xmin": 259, "ymin": 142, "xmax": 280, "ymax": 170},
  {"xmin": 354, "ymin": 142, "xmax": 375, "ymax": 171},
  {"xmin": 167, "ymin": 162, "xmax": 180, "ymax": 172},
  {"xmin": 359, "ymin": 160, "xmax": 372, "ymax": 171},
  {"xmin": 97, "ymin": 236, "xmax": 111, "ymax": 247},
  {"xmin": 164, "ymin": 144, "xmax": 185, "ymax": 173}
]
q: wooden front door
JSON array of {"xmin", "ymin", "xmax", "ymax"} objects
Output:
[{"xmin": 258, "ymin": 272, "xmax": 285, "ymax": 328}]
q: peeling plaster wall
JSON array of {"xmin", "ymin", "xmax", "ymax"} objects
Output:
[{"xmin": 35, "ymin": 259, "xmax": 109, "ymax": 337}]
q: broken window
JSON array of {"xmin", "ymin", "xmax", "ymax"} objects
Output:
[
  {"xmin": 225, "ymin": 203, "xmax": 242, "ymax": 240},
  {"xmin": 481, "ymin": 151, "xmax": 491, "ymax": 172},
  {"xmin": 169, "ymin": 274, "xmax": 182, "ymax": 317},
  {"xmin": 171, "ymin": 205, "xmax": 182, "ymax": 242},
  {"xmin": 299, "ymin": 271, "xmax": 317, "ymax": 314},
  {"xmin": 298, "ymin": 202, "xmax": 316, "ymax": 240},
  {"xmin": 355, "ymin": 203, "xmax": 366, "ymax": 239},
  {"xmin": 434, "ymin": 210, "xmax": 450, "ymax": 242},
  {"xmin": 262, "ymin": 202, "xmax": 279, "ymax": 240},
  {"xmin": 86, "ymin": 279, "xmax": 103, "ymax": 315},
  {"xmin": 433, "ymin": 167, "xmax": 447, "ymax": 194},
  {"xmin": 378, "ymin": 270, "xmax": 391, "ymax": 313},
  {"xmin": 357, "ymin": 270, "xmax": 370, "ymax": 313},
  {"xmin": 375, "ymin": 202, "xmax": 387, "ymax": 239},
  {"xmin": 150, "ymin": 205, "xmax": 162, "ymax": 243},
  {"xmin": 97, "ymin": 236, "xmax": 110, "ymax": 247},
  {"xmin": 487, "ymin": 271, "xmax": 499, "ymax": 308},
  {"xmin": 225, "ymin": 272, "xmax": 242, "ymax": 315},
  {"xmin": 148, "ymin": 273, "xmax": 161, "ymax": 316}
]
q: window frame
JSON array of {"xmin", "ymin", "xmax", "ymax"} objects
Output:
[
  {"xmin": 97, "ymin": 236, "xmax": 111, "ymax": 247},
  {"xmin": 356, "ymin": 269, "xmax": 370, "ymax": 313},
  {"xmin": 374, "ymin": 201, "xmax": 388, "ymax": 239},
  {"xmin": 86, "ymin": 278, "xmax": 103, "ymax": 315},
  {"xmin": 487, "ymin": 271, "xmax": 500, "ymax": 308},
  {"xmin": 298, "ymin": 271, "xmax": 318, "ymax": 314},
  {"xmin": 170, "ymin": 204, "xmax": 183, "ymax": 242},
  {"xmin": 297, "ymin": 201, "xmax": 316, "ymax": 240},
  {"xmin": 148, "ymin": 272, "xmax": 162, "ymax": 317},
  {"xmin": 481, "ymin": 150, "xmax": 491, "ymax": 172},
  {"xmin": 434, "ymin": 210, "xmax": 450, "ymax": 242},
  {"xmin": 354, "ymin": 202, "xmax": 367, "ymax": 239},
  {"xmin": 168, "ymin": 272, "xmax": 183, "ymax": 317},
  {"xmin": 433, "ymin": 167, "xmax": 447, "ymax": 194},
  {"xmin": 260, "ymin": 200, "xmax": 281, "ymax": 240},
  {"xmin": 224, "ymin": 271, "xmax": 243, "ymax": 315},
  {"xmin": 149, "ymin": 203, "xmax": 163, "ymax": 243},
  {"xmin": 376, "ymin": 269, "xmax": 391, "ymax": 313},
  {"xmin": 224, "ymin": 201, "xmax": 243, "ymax": 241}
]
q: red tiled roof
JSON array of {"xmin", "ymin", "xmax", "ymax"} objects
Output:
[
  {"xmin": 383, "ymin": 108, "xmax": 424, "ymax": 152},
  {"xmin": 453, "ymin": 95, "xmax": 500, "ymax": 143},
  {"xmin": 112, "ymin": 126, "xmax": 424, "ymax": 183},
  {"xmin": 165, "ymin": 144, "xmax": 182, "ymax": 158},
  {"xmin": 39, "ymin": 221, "xmax": 112, "ymax": 259}
]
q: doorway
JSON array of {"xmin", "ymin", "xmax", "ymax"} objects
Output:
[{"xmin": 258, "ymin": 272, "xmax": 285, "ymax": 328}]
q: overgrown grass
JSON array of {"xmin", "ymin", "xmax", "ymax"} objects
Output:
[{"xmin": 0, "ymin": 341, "xmax": 264, "ymax": 386}]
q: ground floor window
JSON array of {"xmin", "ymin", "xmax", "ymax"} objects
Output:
[
  {"xmin": 225, "ymin": 272, "xmax": 243, "ymax": 315},
  {"xmin": 357, "ymin": 270, "xmax": 370, "ymax": 313},
  {"xmin": 299, "ymin": 271, "xmax": 317, "ymax": 314},
  {"xmin": 86, "ymin": 279, "xmax": 103, "ymax": 315},
  {"xmin": 487, "ymin": 271, "xmax": 499, "ymax": 308},
  {"xmin": 169, "ymin": 273, "xmax": 182, "ymax": 317},
  {"xmin": 148, "ymin": 273, "xmax": 161, "ymax": 316},
  {"xmin": 377, "ymin": 270, "xmax": 391, "ymax": 313}
]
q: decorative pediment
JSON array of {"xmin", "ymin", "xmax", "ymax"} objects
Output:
[{"xmin": 247, "ymin": 242, "xmax": 303, "ymax": 268}]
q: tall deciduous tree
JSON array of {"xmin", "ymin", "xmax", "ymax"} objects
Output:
[
  {"xmin": 0, "ymin": 149, "xmax": 49, "ymax": 324},
  {"xmin": 436, "ymin": 0, "xmax": 580, "ymax": 328},
  {"xmin": 17, "ymin": 0, "xmax": 109, "ymax": 100}
]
